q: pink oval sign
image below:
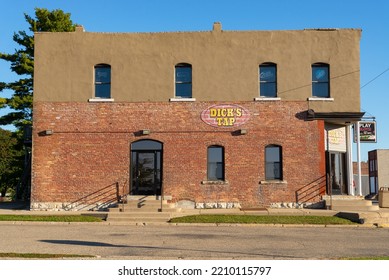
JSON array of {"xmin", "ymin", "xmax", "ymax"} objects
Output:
[{"xmin": 201, "ymin": 104, "xmax": 250, "ymax": 127}]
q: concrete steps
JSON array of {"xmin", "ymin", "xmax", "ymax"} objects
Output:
[
  {"xmin": 108, "ymin": 201, "xmax": 179, "ymax": 212},
  {"xmin": 106, "ymin": 195, "xmax": 180, "ymax": 223},
  {"xmin": 324, "ymin": 196, "xmax": 380, "ymax": 211}
]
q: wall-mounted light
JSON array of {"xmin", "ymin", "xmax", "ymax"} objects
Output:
[
  {"xmin": 239, "ymin": 129, "xmax": 247, "ymax": 135},
  {"xmin": 43, "ymin": 130, "xmax": 53, "ymax": 136},
  {"xmin": 140, "ymin": 129, "xmax": 150, "ymax": 135}
]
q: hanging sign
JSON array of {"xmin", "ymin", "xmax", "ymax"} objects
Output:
[
  {"xmin": 354, "ymin": 121, "xmax": 377, "ymax": 143},
  {"xmin": 201, "ymin": 104, "xmax": 250, "ymax": 127}
]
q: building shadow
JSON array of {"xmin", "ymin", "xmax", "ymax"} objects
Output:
[{"xmin": 39, "ymin": 239, "xmax": 129, "ymax": 248}]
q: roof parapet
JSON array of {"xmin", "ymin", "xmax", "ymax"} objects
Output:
[{"xmin": 304, "ymin": 28, "xmax": 339, "ymax": 31}]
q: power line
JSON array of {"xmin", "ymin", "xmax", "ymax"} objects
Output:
[
  {"xmin": 360, "ymin": 67, "xmax": 389, "ymax": 118},
  {"xmin": 360, "ymin": 67, "xmax": 389, "ymax": 89}
]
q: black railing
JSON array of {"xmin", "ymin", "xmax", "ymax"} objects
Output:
[
  {"xmin": 64, "ymin": 180, "xmax": 127, "ymax": 211},
  {"xmin": 295, "ymin": 175, "xmax": 326, "ymax": 205}
]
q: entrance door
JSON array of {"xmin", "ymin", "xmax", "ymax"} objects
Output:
[
  {"xmin": 131, "ymin": 140, "xmax": 162, "ymax": 195},
  {"xmin": 327, "ymin": 152, "xmax": 347, "ymax": 195}
]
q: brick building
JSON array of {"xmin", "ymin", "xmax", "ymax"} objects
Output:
[
  {"xmin": 31, "ymin": 23, "xmax": 364, "ymax": 210},
  {"xmin": 368, "ymin": 149, "xmax": 389, "ymax": 195}
]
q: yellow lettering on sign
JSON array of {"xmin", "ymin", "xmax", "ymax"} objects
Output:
[
  {"xmin": 216, "ymin": 118, "xmax": 236, "ymax": 126},
  {"xmin": 207, "ymin": 106, "xmax": 246, "ymax": 127}
]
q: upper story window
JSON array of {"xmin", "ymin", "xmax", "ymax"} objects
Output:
[
  {"xmin": 312, "ymin": 63, "xmax": 329, "ymax": 98},
  {"xmin": 94, "ymin": 64, "xmax": 111, "ymax": 98},
  {"xmin": 265, "ymin": 145, "xmax": 283, "ymax": 181},
  {"xmin": 175, "ymin": 63, "xmax": 192, "ymax": 98},
  {"xmin": 207, "ymin": 145, "xmax": 225, "ymax": 181},
  {"xmin": 259, "ymin": 63, "xmax": 277, "ymax": 97}
]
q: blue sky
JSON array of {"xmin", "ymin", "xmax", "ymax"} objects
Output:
[{"xmin": 1, "ymin": 0, "xmax": 388, "ymax": 161}]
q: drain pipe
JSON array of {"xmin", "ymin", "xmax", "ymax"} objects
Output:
[{"xmin": 347, "ymin": 124, "xmax": 355, "ymax": 196}]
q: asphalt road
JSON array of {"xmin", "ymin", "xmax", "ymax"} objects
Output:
[{"xmin": 1, "ymin": 223, "xmax": 389, "ymax": 259}]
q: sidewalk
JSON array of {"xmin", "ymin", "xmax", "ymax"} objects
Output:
[{"xmin": 1, "ymin": 201, "xmax": 389, "ymax": 227}]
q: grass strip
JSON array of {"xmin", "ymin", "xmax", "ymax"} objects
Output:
[
  {"xmin": 0, "ymin": 252, "xmax": 95, "ymax": 259},
  {"xmin": 0, "ymin": 215, "xmax": 103, "ymax": 222},
  {"xmin": 170, "ymin": 215, "xmax": 356, "ymax": 225}
]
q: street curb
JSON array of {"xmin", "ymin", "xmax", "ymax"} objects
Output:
[{"xmin": 0, "ymin": 220, "xmax": 382, "ymax": 228}]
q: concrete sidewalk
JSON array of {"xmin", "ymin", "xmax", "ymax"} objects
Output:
[
  {"xmin": 176, "ymin": 207, "xmax": 389, "ymax": 226},
  {"xmin": 1, "ymin": 201, "xmax": 389, "ymax": 227},
  {"xmin": 0, "ymin": 202, "xmax": 337, "ymax": 215}
]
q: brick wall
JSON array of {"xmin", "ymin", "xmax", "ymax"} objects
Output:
[
  {"xmin": 31, "ymin": 101, "xmax": 326, "ymax": 210},
  {"xmin": 353, "ymin": 161, "xmax": 368, "ymax": 175}
]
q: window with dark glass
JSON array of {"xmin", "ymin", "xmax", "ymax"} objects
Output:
[
  {"xmin": 175, "ymin": 63, "xmax": 192, "ymax": 98},
  {"xmin": 94, "ymin": 64, "xmax": 111, "ymax": 98},
  {"xmin": 265, "ymin": 145, "xmax": 282, "ymax": 180},
  {"xmin": 259, "ymin": 63, "xmax": 277, "ymax": 97},
  {"xmin": 207, "ymin": 145, "xmax": 225, "ymax": 181},
  {"xmin": 312, "ymin": 63, "xmax": 329, "ymax": 98}
]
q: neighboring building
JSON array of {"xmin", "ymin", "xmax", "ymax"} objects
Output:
[
  {"xmin": 368, "ymin": 149, "xmax": 389, "ymax": 195},
  {"xmin": 31, "ymin": 23, "xmax": 363, "ymax": 211}
]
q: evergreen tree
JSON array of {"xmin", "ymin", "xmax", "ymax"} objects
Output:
[
  {"xmin": 0, "ymin": 8, "xmax": 76, "ymax": 128},
  {"xmin": 0, "ymin": 128, "xmax": 23, "ymax": 199}
]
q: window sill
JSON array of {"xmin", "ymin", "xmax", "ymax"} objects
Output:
[
  {"xmin": 260, "ymin": 180, "xmax": 287, "ymax": 185},
  {"xmin": 201, "ymin": 180, "xmax": 229, "ymax": 185},
  {"xmin": 88, "ymin": 98, "xmax": 115, "ymax": 102},
  {"xmin": 254, "ymin": 97, "xmax": 281, "ymax": 101},
  {"xmin": 169, "ymin": 98, "xmax": 196, "ymax": 102},
  {"xmin": 307, "ymin": 97, "xmax": 334, "ymax": 102}
]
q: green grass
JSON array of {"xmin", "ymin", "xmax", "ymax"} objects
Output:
[
  {"xmin": 0, "ymin": 252, "xmax": 95, "ymax": 259},
  {"xmin": 0, "ymin": 215, "xmax": 103, "ymax": 222},
  {"xmin": 169, "ymin": 214, "xmax": 356, "ymax": 225}
]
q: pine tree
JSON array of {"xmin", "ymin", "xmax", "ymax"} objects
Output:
[
  {"xmin": 0, "ymin": 128, "xmax": 23, "ymax": 198},
  {"xmin": 0, "ymin": 8, "xmax": 76, "ymax": 128}
]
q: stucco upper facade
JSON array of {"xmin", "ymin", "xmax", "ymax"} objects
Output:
[{"xmin": 34, "ymin": 23, "xmax": 362, "ymax": 113}]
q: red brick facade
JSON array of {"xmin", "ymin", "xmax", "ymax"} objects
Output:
[{"xmin": 31, "ymin": 100, "xmax": 326, "ymax": 210}]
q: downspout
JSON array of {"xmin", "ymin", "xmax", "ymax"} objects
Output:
[{"xmin": 347, "ymin": 124, "xmax": 354, "ymax": 196}]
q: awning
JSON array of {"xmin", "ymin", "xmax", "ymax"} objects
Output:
[{"xmin": 306, "ymin": 109, "xmax": 365, "ymax": 123}]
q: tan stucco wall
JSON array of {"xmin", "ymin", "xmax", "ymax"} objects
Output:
[
  {"xmin": 377, "ymin": 150, "xmax": 389, "ymax": 188},
  {"xmin": 34, "ymin": 24, "xmax": 361, "ymax": 112}
]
